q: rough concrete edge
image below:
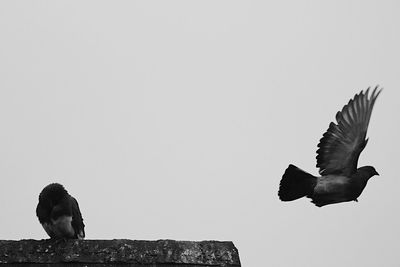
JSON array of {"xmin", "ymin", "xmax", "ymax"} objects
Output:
[{"xmin": 0, "ymin": 239, "xmax": 241, "ymax": 266}]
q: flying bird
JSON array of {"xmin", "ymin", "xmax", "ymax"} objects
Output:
[
  {"xmin": 36, "ymin": 183, "xmax": 85, "ymax": 239},
  {"xmin": 278, "ymin": 86, "xmax": 381, "ymax": 207}
]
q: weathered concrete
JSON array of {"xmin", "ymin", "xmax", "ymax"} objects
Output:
[{"xmin": 0, "ymin": 239, "xmax": 240, "ymax": 266}]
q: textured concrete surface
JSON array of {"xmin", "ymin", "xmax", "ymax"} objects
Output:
[{"xmin": 0, "ymin": 239, "xmax": 241, "ymax": 266}]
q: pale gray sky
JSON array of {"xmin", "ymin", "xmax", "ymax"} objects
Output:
[{"xmin": 1, "ymin": 1, "xmax": 399, "ymax": 266}]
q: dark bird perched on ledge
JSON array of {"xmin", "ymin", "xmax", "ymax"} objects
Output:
[
  {"xmin": 278, "ymin": 86, "xmax": 382, "ymax": 207},
  {"xmin": 36, "ymin": 183, "xmax": 85, "ymax": 239}
]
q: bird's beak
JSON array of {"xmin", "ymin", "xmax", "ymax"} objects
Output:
[{"xmin": 375, "ymin": 171, "xmax": 380, "ymax": 176}]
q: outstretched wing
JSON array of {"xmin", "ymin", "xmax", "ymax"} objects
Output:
[
  {"xmin": 316, "ymin": 86, "xmax": 381, "ymax": 176},
  {"xmin": 70, "ymin": 196, "xmax": 85, "ymax": 239}
]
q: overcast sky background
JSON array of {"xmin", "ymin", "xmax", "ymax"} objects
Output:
[{"xmin": 1, "ymin": 1, "xmax": 399, "ymax": 266}]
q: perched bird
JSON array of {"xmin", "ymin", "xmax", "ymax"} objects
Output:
[
  {"xmin": 278, "ymin": 86, "xmax": 381, "ymax": 207},
  {"xmin": 36, "ymin": 183, "xmax": 85, "ymax": 239}
]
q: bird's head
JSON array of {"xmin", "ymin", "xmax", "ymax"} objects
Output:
[
  {"xmin": 358, "ymin": 166, "xmax": 379, "ymax": 179},
  {"xmin": 38, "ymin": 183, "xmax": 68, "ymax": 205}
]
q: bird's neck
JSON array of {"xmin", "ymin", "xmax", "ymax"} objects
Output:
[{"xmin": 353, "ymin": 170, "xmax": 371, "ymax": 186}]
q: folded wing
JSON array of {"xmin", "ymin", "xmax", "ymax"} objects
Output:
[
  {"xmin": 316, "ymin": 86, "xmax": 381, "ymax": 176},
  {"xmin": 70, "ymin": 196, "xmax": 85, "ymax": 239}
]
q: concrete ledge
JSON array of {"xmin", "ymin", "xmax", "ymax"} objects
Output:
[{"xmin": 0, "ymin": 239, "xmax": 241, "ymax": 266}]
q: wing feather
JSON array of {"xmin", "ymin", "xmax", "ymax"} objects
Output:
[
  {"xmin": 70, "ymin": 196, "xmax": 85, "ymax": 239},
  {"xmin": 316, "ymin": 86, "xmax": 381, "ymax": 176}
]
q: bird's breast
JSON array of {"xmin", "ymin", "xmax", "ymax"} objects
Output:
[{"xmin": 50, "ymin": 215, "xmax": 75, "ymax": 238}]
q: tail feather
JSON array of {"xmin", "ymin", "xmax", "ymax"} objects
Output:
[{"xmin": 278, "ymin": 164, "xmax": 317, "ymax": 201}]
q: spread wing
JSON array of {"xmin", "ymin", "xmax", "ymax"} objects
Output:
[
  {"xmin": 316, "ymin": 86, "xmax": 381, "ymax": 176},
  {"xmin": 70, "ymin": 196, "xmax": 85, "ymax": 239}
]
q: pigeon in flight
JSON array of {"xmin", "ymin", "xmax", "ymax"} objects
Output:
[
  {"xmin": 278, "ymin": 86, "xmax": 381, "ymax": 207},
  {"xmin": 36, "ymin": 183, "xmax": 85, "ymax": 239}
]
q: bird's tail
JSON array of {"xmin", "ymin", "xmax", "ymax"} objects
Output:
[{"xmin": 278, "ymin": 164, "xmax": 317, "ymax": 201}]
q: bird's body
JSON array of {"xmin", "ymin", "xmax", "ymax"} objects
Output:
[
  {"xmin": 312, "ymin": 170, "xmax": 370, "ymax": 206},
  {"xmin": 36, "ymin": 183, "xmax": 85, "ymax": 239},
  {"xmin": 278, "ymin": 87, "xmax": 381, "ymax": 207}
]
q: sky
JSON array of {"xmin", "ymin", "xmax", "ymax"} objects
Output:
[{"xmin": 0, "ymin": 1, "xmax": 399, "ymax": 266}]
